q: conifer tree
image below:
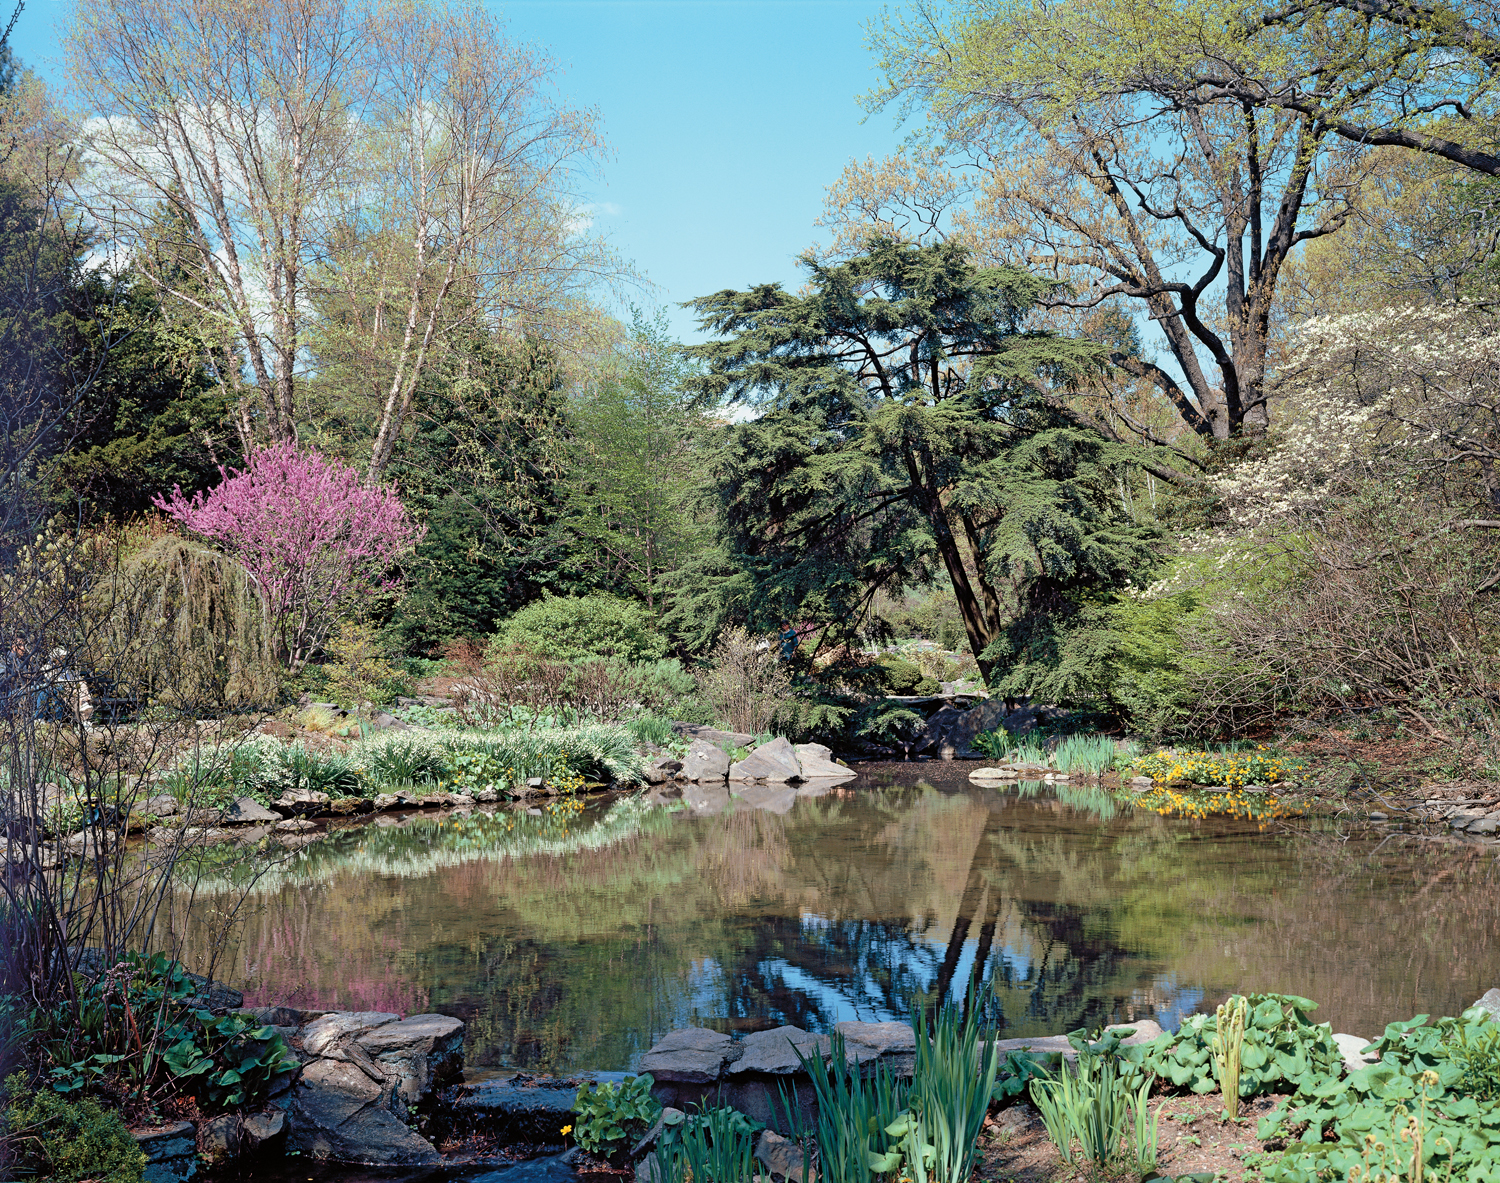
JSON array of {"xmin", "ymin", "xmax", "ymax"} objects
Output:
[{"xmin": 685, "ymin": 238, "xmax": 1162, "ymax": 683}]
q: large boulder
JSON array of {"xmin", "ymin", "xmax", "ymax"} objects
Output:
[
  {"xmin": 794, "ymin": 743, "xmax": 854, "ymax": 782},
  {"xmin": 356, "ymin": 1013, "xmax": 465, "ymax": 1117},
  {"xmin": 680, "ymin": 740, "xmax": 730, "ymax": 783},
  {"xmin": 639, "ymin": 1027, "xmax": 734, "ymax": 1083},
  {"xmin": 729, "ymin": 737, "xmax": 802, "ymax": 783},
  {"xmin": 285, "ymin": 1058, "xmax": 439, "ymax": 1164},
  {"xmin": 1473, "ymin": 988, "xmax": 1500, "ymax": 1020}
]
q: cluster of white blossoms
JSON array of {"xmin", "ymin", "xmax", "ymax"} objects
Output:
[{"xmin": 1212, "ymin": 304, "xmax": 1500, "ymax": 530}]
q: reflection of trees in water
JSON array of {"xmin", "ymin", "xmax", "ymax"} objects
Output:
[{"xmin": 167, "ymin": 777, "xmax": 1500, "ymax": 1073}]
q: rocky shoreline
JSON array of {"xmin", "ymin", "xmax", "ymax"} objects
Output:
[{"xmin": 137, "ymin": 988, "xmax": 1500, "ymax": 1181}]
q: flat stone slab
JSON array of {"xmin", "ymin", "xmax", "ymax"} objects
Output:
[
  {"xmin": 302, "ymin": 1011, "xmax": 401, "ymax": 1058},
  {"xmin": 1334, "ymin": 1032, "xmax": 1377, "ymax": 1074},
  {"xmin": 640, "ymin": 1028, "xmax": 733, "ymax": 1083},
  {"xmin": 224, "ymin": 796, "xmax": 280, "ymax": 824},
  {"xmin": 836, "ymin": 1020, "xmax": 916, "ymax": 1056},
  {"xmin": 728, "ymin": 1025, "xmax": 829, "ymax": 1076},
  {"xmin": 133, "ymin": 1121, "xmax": 198, "ymax": 1183}
]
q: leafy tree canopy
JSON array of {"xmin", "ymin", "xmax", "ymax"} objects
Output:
[{"xmin": 683, "ymin": 237, "xmax": 1163, "ymax": 683}]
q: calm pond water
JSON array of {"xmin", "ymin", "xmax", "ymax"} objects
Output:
[{"xmin": 165, "ymin": 763, "xmax": 1500, "ymax": 1075}]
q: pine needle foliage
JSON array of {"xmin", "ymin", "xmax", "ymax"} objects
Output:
[{"xmin": 683, "ymin": 237, "xmax": 1161, "ymax": 681}]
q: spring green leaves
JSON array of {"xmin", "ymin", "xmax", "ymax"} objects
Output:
[{"xmin": 571, "ymin": 1074, "xmax": 663, "ymax": 1158}]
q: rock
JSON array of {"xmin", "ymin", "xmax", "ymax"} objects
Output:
[
  {"xmin": 836, "ymin": 1020, "xmax": 917, "ymax": 1072},
  {"xmin": 681, "ymin": 739, "xmax": 731, "ymax": 782},
  {"xmin": 200, "ymin": 1114, "xmax": 243, "ymax": 1161},
  {"xmin": 368, "ymin": 712, "xmax": 411, "ymax": 732},
  {"xmin": 274, "ymin": 818, "xmax": 317, "ymax": 834},
  {"xmin": 1472, "ymin": 988, "xmax": 1500, "ymax": 1020},
  {"xmin": 286, "ymin": 1057, "xmax": 439, "ymax": 1164},
  {"xmin": 969, "ymin": 767, "xmax": 1017, "ymax": 781},
  {"xmin": 239, "ymin": 1004, "xmax": 317, "ymax": 1027},
  {"xmin": 1470, "ymin": 818, "xmax": 1500, "ymax": 834},
  {"xmin": 476, "ymin": 788, "xmax": 500, "ymax": 803},
  {"xmin": 438, "ymin": 1074, "xmax": 594, "ymax": 1142},
  {"xmin": 373, "ymin": 793, "xmax": 400, "ymax": 811},
  {"xmin": 730, "ymin": 737, "xmax": 803, "ymax": 783},
  {"xmin": 1333, "ymin": 1033, "xmax": 1378, "ymax": 1074},
  {"xmin": 223, "ymin": 796, "xmax": 279, "ymax": 824},
  {"xmin": 794, "ymin": 744, "xmax": 854, "ymax": 781},
  {"xmin": 301, "ymin": 1011, "xmax": 402, "ymax": 1058},
  {"xmin": 675, "ymin": 725, "xmax": 756, "ymax": 750},
  {"xmin": 629, "ymin": 1106, "xmax": 687, "ymax": 1157},
  {"xmin": 991, "ymin": 1103, "xmax": 1040, "ymax": 1138},
  {"xmin": 640, "ymin": 1027, "xmax": 734, "ymax": 1083},
  {"xmin": 143, "ymin": 794, "xmax": 178, "ymax": 817},
  {"xmin": 133, "ymin": 1120, "xmax": 198, "ymax": 1183},
  {"xmin": 1107, "ymin": 1020, "xmax": 1164, "ymax": 1046},
  {"xmin": 646, "ymin": 756, "xmax": 684, "ymax": 785},
  {"xmin": 728, "ymin": 1026, "xmax": 829, "ymax": 1076},
  {"xmin": 65, "ymin": 829, "xmax": 112, "ymax": 858},
  {"xmin": 732, "ymin": 783, "xmax": 798, "ymax": 814},
  {"xmin": 756, "ymin": 1129, "xmax": 814, "ymax": 1182},
  {"xmin": 357, "ymin": 1013, "xmax": 465, "ymax": 1116},
  {"xmin": 242, "ymin": 1108, "xmax": 286, "ymax": 1151},
  {"xmin": 275, "ymin": 790, "xmax": 330, "ymax": 815},
  {"xmin": 795, "ymin": 778, "xmax": 846, "ymax": 798}
]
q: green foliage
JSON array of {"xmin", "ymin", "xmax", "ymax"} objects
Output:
[
  {"xmin": 1139, "ymin": 993, "xmax": 1341, "ymax": 1098},
  {"xmin": 159, "ymin": 1009, "xmax": 299, "ymax": 1110},
  {"xmin": 1256, "ymin": 1007, "xmax": 1500, "ymax": 1183},
  {"xmin": 497, "ymin": 594, "xmax": 669, "ymax": 663},
  {"xmin": 624, "ymin": 711, "xmax": 680, "ymax": 749},
  {"xmin": 875, "ymin": 655, "xmax": 939, "ymax": 696},
  {"xmin": 973, "ymin": 728, "xmax": 1011, "ymax": 760},
  {"xmin": 683, "ymin": 238, "xmax": 1156, "ymax": 676},
  {"xmin": 3, "ymin": 1074, "xmax": 146, "ymax": 1183},
  {"xmin": 1030, "ymin": 1043, "xmax": 1154, "ymax": 1171},
  {"xmin": 249, "ymin": 741, "xmax": 363, "ymax": 799},
  {"xmin": 657, "ymin": 1104, "xmax": 763, "ymax": 1183},
  {"xmin": 384, "ymin": 334, "xmax": 590, "ymax": 653},
  {"xmin": 360, "ymin": 736, "xmax": 448, "ymax": 787},
  {"xmin": 561, "ymin": 308, "xmax": 717, "ymax": 613},
  {"xmin": 322, "ymin": 619, "xmax": 410, "ymax": 708},
  {"xmin": 1050, "ymin": 734, "xmax": 1119, "ymax": 775},
  {"xmin": 571, "ymin": 1073, "xmax": 662, "ymax": 1158},
  {"xmin": 1214, "ymin": 995, "xmax": 1248, "ymax": 1120},
  {"xmin": 992, "ymin": 1051, "xmax": 1049, "ymax": 1102},
  {"xmin": 392, "ymin": 724, "xmax": 648, "ymax": 794},
  {"xmin": 784, "ymin": 1031, "xmax": 909, "ymax": 1183},
  {"xmin": 903, "ymin": 1002, "xmax": 1001, "ymax": 1183}
]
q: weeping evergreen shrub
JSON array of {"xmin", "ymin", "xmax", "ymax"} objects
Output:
[{"xmin": 101, "ymin": 537, "xmax": 279, "ymax": 711}]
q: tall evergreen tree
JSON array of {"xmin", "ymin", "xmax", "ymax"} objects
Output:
[
  {"xmin": 684, "ymin": 238, "xmax": 1161, "ymax": 682},
  {"xmin": 385, "ymin": 333, "xmax": 591, "ymax": 651}
]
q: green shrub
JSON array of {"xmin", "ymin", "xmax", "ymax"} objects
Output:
[
  {"xmin": 3, "ymin": 1074, "xmax": 146, "ymax": 1183},
  {"xmin": 876, "ymin": 655, "xmax": 939, "ymax": 696},
  {"xmin": 497, "ymin": 595, "xmax": 668, "ymax": 662}
]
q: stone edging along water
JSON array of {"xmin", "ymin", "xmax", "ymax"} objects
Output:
[{"xmin": 134, "ymin": 989, "xmax": 1500, "ymax": 1181}]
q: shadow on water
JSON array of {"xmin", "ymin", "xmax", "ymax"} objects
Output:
[{"xmin": 164, "ymin": 763, "xmax": 1500, "ymax": 1075}]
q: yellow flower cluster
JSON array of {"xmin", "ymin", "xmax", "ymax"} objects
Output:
[{"xmin": 1134, "ymin": 744, "xmax": 1303, "ymax": 788}]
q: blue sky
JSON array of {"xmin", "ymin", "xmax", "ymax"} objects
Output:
[{"xmin": 9, "ymin": 0, "xmax": 910, "ymax": 342}]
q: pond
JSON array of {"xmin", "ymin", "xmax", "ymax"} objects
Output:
[{"xmin": 164, "ymin": 762, "xmax": 1500, "ymax": 1077}]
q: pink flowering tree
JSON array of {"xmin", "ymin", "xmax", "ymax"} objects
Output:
[{"xmin": 154, "ymin": 443, "xmax": 425, "ymax": 671}]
